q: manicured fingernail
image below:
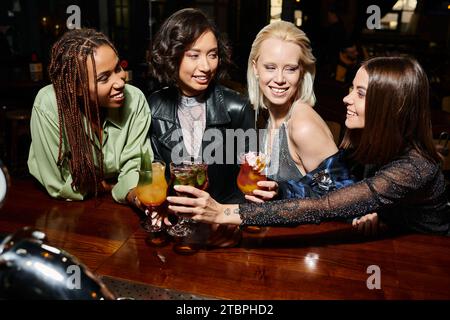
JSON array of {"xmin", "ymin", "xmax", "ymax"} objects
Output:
[
  {"xmin": 167, "ymin": 197, "xmax": 172, "ymax": 201},
  {"xmin": 174, "ymin": 185, "xmax": 181, "ymax": 190}
]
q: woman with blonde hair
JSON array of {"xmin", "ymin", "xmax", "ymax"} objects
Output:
[{"xmin": 245, "ymin": 21, "xmax": 353, "ymax": 203}]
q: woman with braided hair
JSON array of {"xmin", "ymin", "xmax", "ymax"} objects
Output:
[{"xmin": 28, "ymin": 28, "xmax": 152, "ymax": 205}]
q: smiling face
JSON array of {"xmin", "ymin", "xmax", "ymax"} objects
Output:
[
  {"xmin": 343, "ymin": 67, "xmax": 368, "ymax": 129},
  {"xmin": 86, "ymin": 44, "xmax": 126, "ymax": 108},
  {"xmin": 252, "ymin": 37, "xmax": 302, "ymax": 111},
  {"xmin": 177, "ymin": 30, "xmax": 218, "ymax": 97}
]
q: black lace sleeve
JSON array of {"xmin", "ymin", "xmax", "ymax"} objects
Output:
[{"xmin": 239, "ymin": 150, "xmax": 439, "ymax": 226}]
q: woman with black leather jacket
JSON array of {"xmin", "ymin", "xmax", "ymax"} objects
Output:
[
  {"xmin": 147, "ymin": 8, "xmax": 255, "ymax": 205},
  {"xmin": 146, "ymin": 9, "xmax": 256, "ymax": 249}
]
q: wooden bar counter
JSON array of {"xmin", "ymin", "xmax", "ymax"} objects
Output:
[{"xmin": 1, "ymin": 177, "xmax": 449, "ymax": 300}]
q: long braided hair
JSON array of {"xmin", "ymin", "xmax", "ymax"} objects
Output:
[{"xmin": 48, "ymin": 28, "xmax": 117, "ymax": 197}]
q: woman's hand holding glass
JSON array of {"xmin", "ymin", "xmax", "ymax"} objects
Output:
[
  {"xmin": 237, "ymin": 152, "xmax": 278, "ymax": 203},
  {"xmin": 167, "ymin": 185, "xmax": 236, "ymax": 225},
  {"xmin": 244, "ymin": 180, "xmax": 279, "ymax": 203},
  {"xmin": 167, "ymin": 161, "xmax": 209, "ymax": 237}
]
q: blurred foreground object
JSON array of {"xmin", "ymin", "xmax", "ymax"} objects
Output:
[
  {"xmin": 0, "ymin": 159, "xmax": 9, "ymax": 210},
  {"xmin": 0, "ymin": 226, "xmax": 116, "ymax": 300}
]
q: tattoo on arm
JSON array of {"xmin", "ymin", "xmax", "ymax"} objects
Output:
[
  {"xmin": 233, "ymin": 208, "xmax": 239, "ymax": 215},
  {"xmin": 224, "ymin": 208, "xmax": 231, "ymax": 216}
]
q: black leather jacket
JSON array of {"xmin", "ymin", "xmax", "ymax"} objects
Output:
[{"xmin": 147, "ymin": 84, "xmax": 255, "ymax": 203}]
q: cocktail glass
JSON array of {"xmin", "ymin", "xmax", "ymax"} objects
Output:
[
  {"xmin": 237, "ymin": 152, "xmax": 269, "ymax": 233},
  {"xmin": 237, "ymin": 152, "xmax": 268, "ymax": 195},
  {"xmin": 168, "ymin": 161, "xmax": 208, "ymax": 239},
  {"xmin": 136, "ymin": 161, "xmax": 169, "ymax": 246}
]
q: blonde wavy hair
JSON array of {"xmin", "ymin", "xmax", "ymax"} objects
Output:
[{"xmin": 247, "ymin": 21, "xmax": 316, "ymax": 112}]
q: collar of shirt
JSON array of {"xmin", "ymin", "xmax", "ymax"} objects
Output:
[{"xmin": 103, "ymin": 108, "xmax": 124, "ymax": 130}]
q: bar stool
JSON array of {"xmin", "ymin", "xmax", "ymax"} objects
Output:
[{"xmin": 5, "ymin": 108, "xmax": 31, "ymax": 172}]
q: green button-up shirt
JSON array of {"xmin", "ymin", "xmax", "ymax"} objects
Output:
[{"xmin": 28, "ymin": 84, "xmax": 152, "ymax": 203}]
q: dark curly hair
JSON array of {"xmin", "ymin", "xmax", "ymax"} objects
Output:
[{"xmin": 149, "ymin": 8, "xmax": 232, "ymax": 86}]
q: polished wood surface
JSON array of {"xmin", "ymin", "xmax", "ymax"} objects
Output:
[{"xmin": 1, "ymin": 177, "xmax": 449, "ymax": 300}]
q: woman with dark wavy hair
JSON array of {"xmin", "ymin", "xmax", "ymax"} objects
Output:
[
  {"xmin": 150, "ymin": 9, "xmax": 232, "ymax": 89},
  {"xmin": 147, "ymin": 8, "xmax": 255, "ymax": 204},
  {"xmin": 147, "ymin": 8, "xmax": 255, "ymax": 247},
  {"xmin": 168, "ymin": 56, "xmax": 450, "ymax": 236}
]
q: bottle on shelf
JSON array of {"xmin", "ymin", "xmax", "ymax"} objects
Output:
[{"xmin": 29, "ymin": 53, "xmax": 43, "ymax": 82}]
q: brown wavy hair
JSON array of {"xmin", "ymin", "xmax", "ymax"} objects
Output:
[
  {"xmin": 149, "ymin": 8, "xmax": 232, "ymax": 86},
  {"xmin": 48, "ymin": 28, "xmax": 117, "ymax": 196},
  {"xmin": 340, "ymin": 56, "xmax": 440, "ymax": 165}
]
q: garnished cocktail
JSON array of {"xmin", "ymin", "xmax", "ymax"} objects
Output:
[
  {"xmin": 237, "ymin": 152, "xmax": 269, "ymax": 234},
  {"xmin": 136, "ymin": 155, "xmax": 168, "ymax": 246},
  {"xmin": 169, "ymin": 161, "xmax": 208, "ymax": 238},
  {"xmin": 237, "ymin": 152, "xmax": 268, "ymax": 195},
  {"xmin": 137, "ymin": 161, "xmax": 169, "ymax": 246},
  {"xmin": 136, "ymin": 162, "xmax": 168, "ymax": 208}
]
